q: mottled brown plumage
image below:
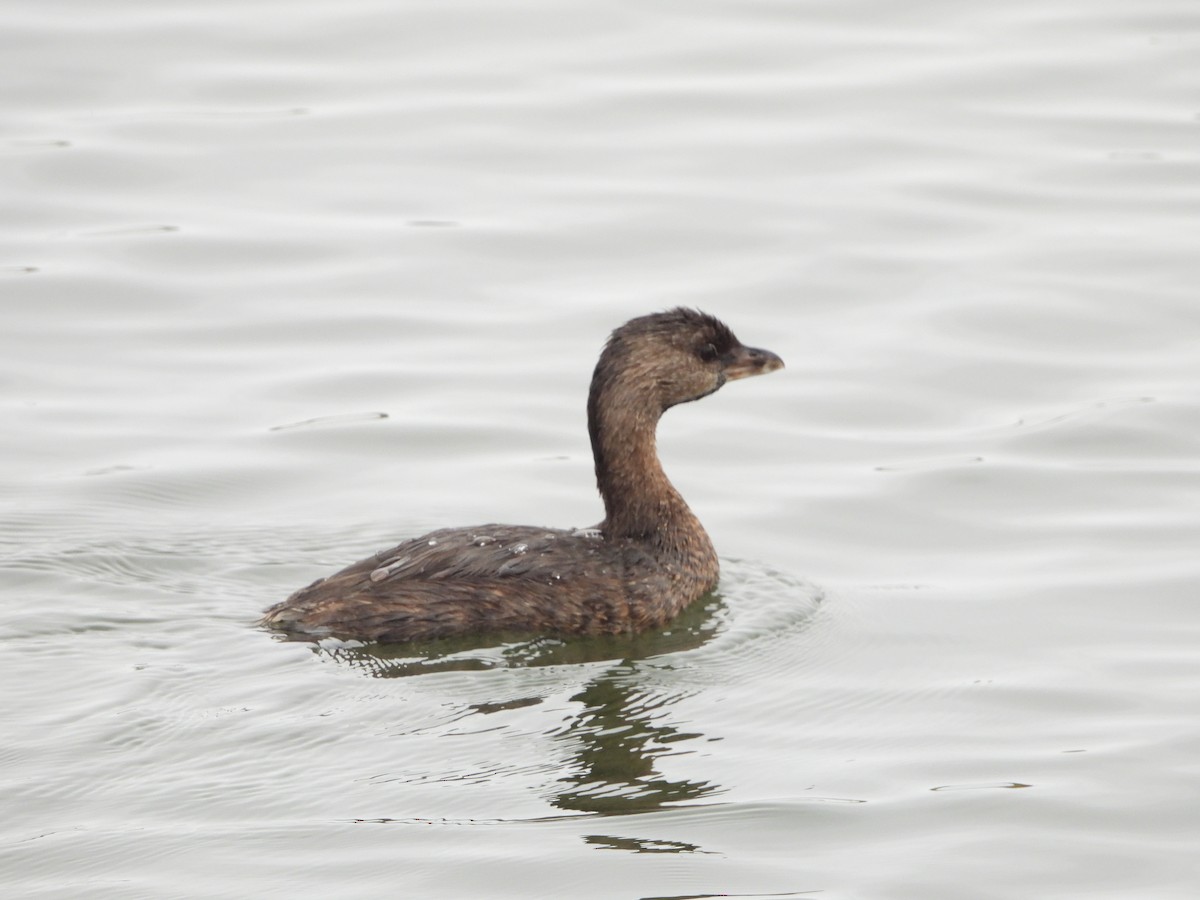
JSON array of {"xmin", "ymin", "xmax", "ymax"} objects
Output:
[{"xmin": 261, "ymin": 308, "xmax": 783, "ymax": 643}]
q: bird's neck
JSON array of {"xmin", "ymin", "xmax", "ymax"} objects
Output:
[{"xmin": 588, "ymin": 379, "xmax": 706, "ymax": 552}]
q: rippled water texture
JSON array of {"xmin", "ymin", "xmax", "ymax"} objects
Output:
[{"xmin": 3, "ymin": 0, "xmax": 1199, "ymax": 897}]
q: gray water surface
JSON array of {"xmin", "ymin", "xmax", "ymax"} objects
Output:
[{"xmin": 3, "ymin": 0, "xmax": 1199, "ymax": 897}]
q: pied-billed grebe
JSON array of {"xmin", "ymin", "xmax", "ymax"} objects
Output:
[{"xmin": 262, "ymin": 308, "xmax": 783, "ymax": 643}]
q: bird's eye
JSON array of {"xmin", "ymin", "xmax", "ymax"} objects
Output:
[{"xmin": 697, "ymin": 342, "xmax": 718, "ymax": 362}]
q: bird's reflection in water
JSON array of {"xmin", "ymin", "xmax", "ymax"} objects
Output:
[
  {"xmin": 316, "ymin": 595, "xmax": 726, "ymax": 822},
  {"xmin": 549, "ymin": 667, "xmax": 721, "ymax": 815},
  {"xmin": 583, "ymin": 834, "xmax": 711, "ymax": 854}
]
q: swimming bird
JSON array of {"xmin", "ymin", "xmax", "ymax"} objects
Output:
[{"xmin": 262, "ymin": 308, "xmax": 783, "ymax": 643}]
